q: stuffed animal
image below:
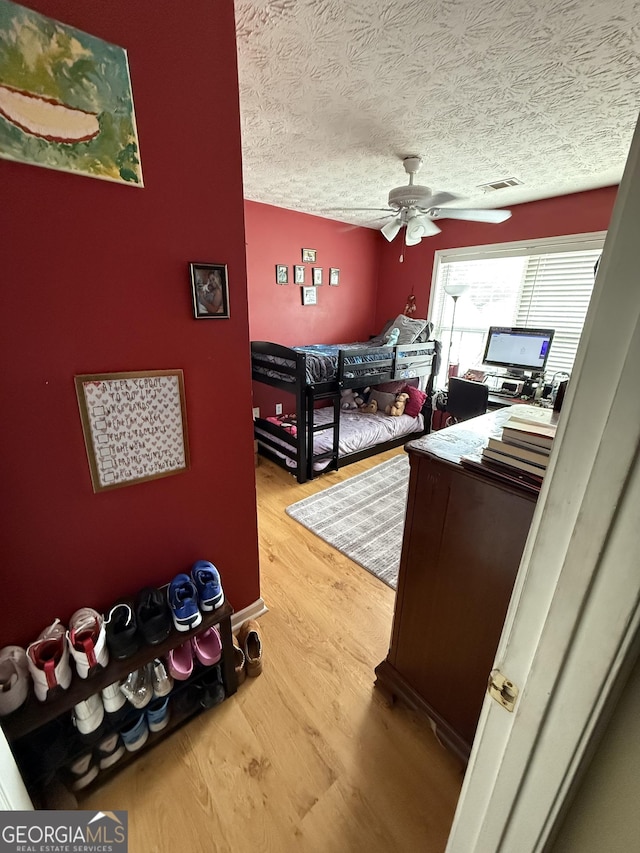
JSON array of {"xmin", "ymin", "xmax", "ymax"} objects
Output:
[
  {"xmin": 384, "ymin": 326, "xmax": 400, "ymax": 347},
  {"xmin": 340, "ymin": 388, "xmax": 362, "ymax": 410},
  {"xmin": 341, "ymin": 387, "xmax": 371, "ymax": 410},
  {"xmin": 360, "ymin": 399, "xmax": 378, "ymax": 414},
  {"xmin": 386, "ymin": 391, "xmax": 410, "ymax": 417}
]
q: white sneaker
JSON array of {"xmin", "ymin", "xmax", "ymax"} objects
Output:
[
  {"xmin": 67, "ymin": 608, "xmax": 109, "ymax": 678},
  {"xmin": 102, "ymin": 681, "xmax": 127, "ymax": 713},
  {"xmin": 149, "ymin": 658, "xmax": 174, "ymax": 698},
  {"xmin": 0, "ymin": 646, "xmax": 29, "ymax": 716},
  {"xmin": 26, "ymin": 619, "xmax": 73, "ymax": 702},
  {"xmin": 72, "ymin": 693, "xmax": 105, "ymax": 735}
]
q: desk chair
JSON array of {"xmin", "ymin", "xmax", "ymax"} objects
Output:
[{"xmin": 446, "ymin": 377, "xmax": 489, "ymax": 425}]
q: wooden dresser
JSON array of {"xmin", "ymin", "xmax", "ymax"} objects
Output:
[{"xmin": 374, "ymin": 406, "xmax": 542, "ymax": 762}]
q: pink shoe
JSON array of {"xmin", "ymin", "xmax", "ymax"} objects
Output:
[
  {"xmin": 166, "ymin": 642, "xmax": 193, "ymax": 681},
  {"xmin": 191, "ymin": 626, "xmax": 222, "ymax": 667}
]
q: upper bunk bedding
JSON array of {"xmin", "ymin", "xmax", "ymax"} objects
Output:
[
  {"xmin": 296, "ymin": 342, "xmax": 386, "ymax": 383},
  {"xmin": 256, "ymin": 341, "xmax": 380, "ymax": 385},
  {"xmin": 251, "ymin": 315, "xmax": 436, "ymax": 388}
]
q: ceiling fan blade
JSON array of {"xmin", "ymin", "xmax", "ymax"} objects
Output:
[
  {"xmin": 424, "ymin": 191, "xmax": 461, "ymax": 207},
  {"xmin": 367, "ymin": 213, "xmax": 400, "ymax": 224},
  {"xmin": 381, "ymin": 217, "xmax": 403, "ymax": 242},
  {"xmin": 316, "ymin": 207, "xmax": 395, "ymax": 213},
  {"xmin": 430, "ymin": 208, "xmax": 512, "ymax": 223}
]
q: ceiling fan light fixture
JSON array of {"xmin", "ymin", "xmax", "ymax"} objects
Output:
[
  {"xmin": 381, "ymin": 218, "xmax": 402, "ymax": 241},
  {"xmin": 403, "ymin": 213, "xmax": 429, "ymax": 246}
]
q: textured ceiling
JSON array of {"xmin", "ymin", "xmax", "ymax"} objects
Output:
[{"xmin": 234, "ymin": 0, "xmax": 640, "ymax": 229}]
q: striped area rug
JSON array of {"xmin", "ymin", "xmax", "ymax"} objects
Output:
[{"xmin": 285, "ymin": 454, "xmax": 410, "ymax": 589}]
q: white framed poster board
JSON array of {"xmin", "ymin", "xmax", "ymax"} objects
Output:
[{"xmin": 75, "ymin": 370, "xmax": 189, "ymax": 493}]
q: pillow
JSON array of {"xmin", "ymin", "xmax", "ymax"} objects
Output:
[
  {"xmin": 387, "ymin": 314, "xmax": 429, "ymax": 345},
  {"xmin": 368, "ymin": 318, "xmax": 395, "ymax": 346},
  {"xmin": 375, "ymin": 378, "xmax": 419, "ymax": 395},
  {"xmin": 368, "ymin": 388, "xmax": 396, "ymax": 413},
  {"xmin": 414, "ymin": 322, "xmax": 434, "ymax": 343},
  {"xmin": 404, "ymin": 385, "xmax": 428, "ymax": 418}
]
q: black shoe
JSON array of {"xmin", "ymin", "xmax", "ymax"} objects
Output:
[
  {"xmin": 197, "ymin": 666, "xmax": 225, "ymax": 709},
  {"xmin": 172, "ymin": 684, "xmax": 201, "ymax": 716},
  {"xmin": 104, "ymin": 600, "xmax": 140, "ymax": 660},
  {"xmin": 136, "ymin": 587, "xmax": 172, "ymax": 645}
]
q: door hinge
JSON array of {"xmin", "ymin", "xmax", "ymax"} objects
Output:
[{"xmin": 488, "ymin": 670, "xmax": 519, "ymax": 712}]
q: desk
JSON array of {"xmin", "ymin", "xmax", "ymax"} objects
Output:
[
  {"xmin": 489, "ymin": 392, "xmax": 530, "ymax": 409},
  {"xmin": 487, "ymin": 393, "xmax": 553, "ymax": 410},
  {"xmin": 374, "ymin": 406, "xmax": 540, "ymax": 761}
]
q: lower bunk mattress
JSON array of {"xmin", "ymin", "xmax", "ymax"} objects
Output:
[{"xmin": 255, "ymin": 406, "xmax": 424, "ymax": 473}]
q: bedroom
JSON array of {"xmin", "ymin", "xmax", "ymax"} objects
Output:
[
  {"xmin": 245, "ymin": 190, "xmax": 614, "ymax": 482},
  {"xmin": 1, "ymin": 0, "xmax": 638, "ymax": 850}
]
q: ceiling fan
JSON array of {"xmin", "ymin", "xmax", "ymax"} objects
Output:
[{"xmin": 340, "ymin": 156, "xmax": 512, "ymax": 245}]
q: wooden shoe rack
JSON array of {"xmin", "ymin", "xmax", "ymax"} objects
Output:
[{"xmin": 1, "ymin": 601, "xmax": 236, "ymax": 803}]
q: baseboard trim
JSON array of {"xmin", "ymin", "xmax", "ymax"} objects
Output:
[{"xmin": 231, "ymin": 597, "xmax": 268, "ymax": 632}]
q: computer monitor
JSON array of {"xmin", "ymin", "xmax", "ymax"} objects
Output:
[{"xmin": 482, "ymin": 326, "xmax": 554, "ymax": 374}]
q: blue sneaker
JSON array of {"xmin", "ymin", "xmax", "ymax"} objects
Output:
[
  {"xmin": 146, "ymin": 696, "xmax": 170, "ymax": 732},
  {"xmin": 191, "ymin": 561, "xmax": 225, "ymax": 612},
  {"xmin": 120, "ymin": 712, "xmax": 149, "ymax": 752},
  {"xmin": 167, "ymin": 574, "xmax": 202, "ymax": 632}
]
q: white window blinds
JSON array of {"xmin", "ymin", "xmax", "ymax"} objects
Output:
[
  {"xmin": 516, "ymin": 250, "xmax": 602, "ymax": 376},
  {"xmin": 430, "ymin": 235, "xmax": 604, "ymax": 385}
]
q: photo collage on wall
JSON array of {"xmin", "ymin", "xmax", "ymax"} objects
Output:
[{"xmin": 275, "ymin": 249, "xmax": 341, "ymax": 305}]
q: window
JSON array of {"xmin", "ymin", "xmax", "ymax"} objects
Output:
[{"xmin": 429, "ymin": 233, "xmax": 605, "ymax": 387}]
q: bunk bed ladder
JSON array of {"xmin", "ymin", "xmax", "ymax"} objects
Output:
[{"xmin": 305, "ymin": 385, "xmax": 341, "ymax": 481}]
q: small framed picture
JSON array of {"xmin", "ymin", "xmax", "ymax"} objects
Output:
[
  {"xmin": 302, "ymin": 248, "xmax": 316, "ymax": 263},
  {"xmin": 275, "ymin": 264, "xmax": 289, "ymax": 284},
  {"xmin": 190, "ymin": 262, "xmax": 230, "ymax": 319},
  {"xmin": 329, "ymin": 267, "xmax": 340, "ymax": 286},
  {"xmin": 301, "ymin": 286, "xmax": 317, "ymax": 306},
  {"xmin": 294, "ymin": 265, "xmax": 305, "ymax": 284},
  {"xmin": 312, "ymin": 267, "xmax": 323, "ymax": 286}
]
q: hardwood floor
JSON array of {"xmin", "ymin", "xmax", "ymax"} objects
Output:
[{"xmin": 81, "ymin": 450, "xmax": 464, "ymax": 851}]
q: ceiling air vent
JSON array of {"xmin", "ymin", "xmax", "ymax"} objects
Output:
[{"xmin": 478, "ymin": 177, "xmax": 523, "ymax": 192}]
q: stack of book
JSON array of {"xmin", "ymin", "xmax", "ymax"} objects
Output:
[{"xmin": 480, "ymin": 414, "xmax": 556, "ymax": 487}]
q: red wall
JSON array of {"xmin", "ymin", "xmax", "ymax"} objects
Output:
[
  {"xmin": 375, "ymin": 186, "xmax": 618, "ymax": 328},
  {"xmin": 245, "ymin": 201, "xmax": 381, "ymax": 345},
  {"xmin": 245, "ymin": 201, "xmax": 384, "ymax": 418},
  {"xmin": 1, "ymin": 1, "xmax": 260, "ymax": 646}
]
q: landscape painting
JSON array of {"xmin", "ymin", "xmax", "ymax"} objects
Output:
[{"xmin": 0, "ymin": 0, "xmax": 143, "ymax": 185}]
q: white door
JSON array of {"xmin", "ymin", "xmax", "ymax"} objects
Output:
[
  {"xmin": 447, "ymin": 113, "xmax": 640, "ymax": 853},
  {"xmin": 0, "ymin": 727, "xmax": 32, "ymax": 810}
]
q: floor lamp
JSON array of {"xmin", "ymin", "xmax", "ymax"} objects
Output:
[{"xmin": 443, "ymin": 282, "xmax": 469, "ymax": 384}]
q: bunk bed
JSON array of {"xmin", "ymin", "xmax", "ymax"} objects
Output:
[{"xmin": 251, "ymin": 336, "xmax": 441, "ymax": 483}]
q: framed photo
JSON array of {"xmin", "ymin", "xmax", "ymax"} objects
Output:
[
  {"xmin": 302, "ymin": 248, "xmax": 317, "ymax": 263},
  {"xmin": 190, "ymin": 263, "xmax": 230, "ymax": 319},
  {"xmin": 275, "ymin": 264, "xmax": 289, "ymax": 284},
  {"xmin": 329, "ymin": 267, "xmax": 340, "ymax": 286},
  {"xmin": 301, "ymin": 286, "xmax": 317, "ymax": 306},
  {"xmin": 294, "ymin": 265, "xmax": 305, "ymax": 284},
  {"xmin": 312, "ymin": 267, "xmax": 323, "ymax": 286}
]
